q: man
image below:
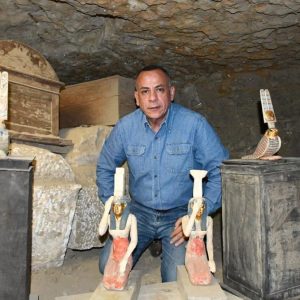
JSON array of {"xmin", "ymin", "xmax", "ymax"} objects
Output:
[{"xmin": 96, "ymin": 65, "xmax": 229, "ymax": 282}]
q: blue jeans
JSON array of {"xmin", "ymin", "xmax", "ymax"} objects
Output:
[{"xmin": 99, "ymin": 201, "xmax": 188, "ymax": 282}]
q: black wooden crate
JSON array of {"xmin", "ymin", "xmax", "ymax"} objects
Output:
[
  {"xmin": 221, "ymin": 158, "xmax": 300, "ymax": 300},
  {"xmin": 0, "ymin": 158, "xmax": 34, "ymax": 300}
]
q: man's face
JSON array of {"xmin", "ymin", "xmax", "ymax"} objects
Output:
[{"xmin": 134, "ymin": 69, "xmax": 175, "ymax": 129}]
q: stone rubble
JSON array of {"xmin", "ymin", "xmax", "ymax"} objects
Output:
[{"xmin": 60, "ymin": 125, "xmax": 112, "ymax": 250}]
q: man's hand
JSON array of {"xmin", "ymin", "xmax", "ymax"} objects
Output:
[{"xmin": 170, "ymin": 217, "xmax": 188, "ymax": 247}]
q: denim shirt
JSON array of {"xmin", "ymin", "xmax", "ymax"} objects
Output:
[{"xmin": 96, "ymin": 102, "xmax": 229, "ymax": 214}]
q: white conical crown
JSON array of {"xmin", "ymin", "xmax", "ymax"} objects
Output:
[
  {"xmin": 113, "ymin": 168, "xmax": 125, "ymax": 197},
  {"xmin": 190, "ymin": 170, "xmax": 207, "ymax": 198}
]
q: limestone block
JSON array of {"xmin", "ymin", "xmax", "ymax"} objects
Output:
[
  {"xmin": 55, "ymin": 292, "xmax": 92, "ymax": 300},
  {"xmin": 60, "ymin": 125, "xmax": 112, "ymax": 250},
  {"xmin": 10, "ymin": 143, "xmax": 81, "ymax": 269},
  {"xmin": 138, "ymin": 282, "xmax": 182, "ymax": 300},
  {"xmin": 177, "ymin": 266, "xmax": 227, "ymax": 300},
  {"xmin": 32, "ymin": 183, "xmax": 81, "ymax": 269},
  {"xmin": 10, "ymin": 143, "xmax": 75, "ymax": 182}
]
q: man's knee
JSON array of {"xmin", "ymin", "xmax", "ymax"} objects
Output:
[{"xmin": 161, "ymin": 242, "xmax": 186, "ymax": 282}]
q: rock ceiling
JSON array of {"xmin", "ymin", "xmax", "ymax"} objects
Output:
[{"xmin": 1, "ymin": 0, "xmax": 300, "ymax": 84}]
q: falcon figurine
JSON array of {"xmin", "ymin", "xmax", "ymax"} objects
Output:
[{"xmin": 242, "ymin": 89, "xmax": 281, "ymax": 160}]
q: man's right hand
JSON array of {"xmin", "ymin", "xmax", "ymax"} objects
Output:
[{"xmin": 170, "ymin": 217, "xmax": 188, "ymax": 247}]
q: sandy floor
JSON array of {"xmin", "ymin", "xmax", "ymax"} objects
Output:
[{"xmin": 30, "ymin": 213, "xmax": 223, "ymax": 300}]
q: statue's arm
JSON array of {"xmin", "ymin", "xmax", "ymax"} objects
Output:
[
  {"xmin": 119, "ymin": 215, "xmax": 138, "ymax": 274},
  {"xmin": 206, "ymin": 216, "xmax": 216, "ymax": 273},
  {"xmin": 98, "ymin": 196, "xmax": 114, "ymax": 236},
  {"xmin": 182, "ymin": 199, "xmax": 201, "ymax": 237}
]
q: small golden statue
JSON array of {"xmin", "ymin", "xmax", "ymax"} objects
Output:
[
  {"xmin": 182, "ymin": 170, "xmax": 215, "ymax": 285},
  {"xmin": 98, "ymin": 168, "xmax": 137, "ymax": 290}
]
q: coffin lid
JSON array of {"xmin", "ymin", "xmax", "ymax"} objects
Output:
[{"xmin": 0, "ymin": 40, "xmax": 59, "ymax": 82}]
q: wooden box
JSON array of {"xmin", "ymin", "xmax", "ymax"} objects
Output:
[
  {"xmin": 59, "ymin": 75, "xmax": 136, "ymax": 128},
  {"xmin": 0, "ymin": 40, "xmax": 63, "ymax": 137},
  {"xmin": 221, "ymin": 158, "xmax": 300, "ymax": 300}
]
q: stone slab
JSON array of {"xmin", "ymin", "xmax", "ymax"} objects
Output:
[
  {"xmin": 138, "ymin": 281, "xmax": 182, "ymax": 300},
  {"xmin": 55, "ymin": 292, "xmax": 92, "ymax": 300},
  {"xmin": 223, "ymin": 291, "xmax": 243, "ymax": 300},
  {"xmin": 89, "ymin": 270, "xmax": 142, "ymax": 300},
  {"xmin": 177, "ymin": 266, "xmax": 227, "ymax": 300},
  {"xmin": 29, "ymin": 295, "xmax": 39, "ymax": 300},
  {"xmin": 220, "ymin": 284, "xmax": 249, "ymax": 300}
]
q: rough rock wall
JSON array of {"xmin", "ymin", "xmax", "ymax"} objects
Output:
[
  {"xmin": 1, "ymin": 1, "xmax": 299, "ymax": 84},
  {"xmin": 176, "ymin": 67, "xmax": 300, "ymax": 158}
]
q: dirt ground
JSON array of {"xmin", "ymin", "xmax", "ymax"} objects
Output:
[{"xmin": 30, "ymin": 213, "xmax": 224, "ymax": 300}]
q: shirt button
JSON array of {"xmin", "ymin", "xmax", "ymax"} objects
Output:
[
  {"xmin": 154, "ymin": 175, "xmax": 157, "ymax": 178},
  {"xmin": 155, "ymin": 136, "xmax": 158, "ymax": 140},
  {"xmin": 154, "ymin": 156, "xmax": 157, "ymax": 159},
  {"xmin": 155, "ymin": 194, "xmax": 158, "ymax": 197}
]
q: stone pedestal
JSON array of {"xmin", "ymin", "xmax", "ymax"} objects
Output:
[
  {"xmin": 55, "ymin": 292, "xmax": 92, "ymax": 300},
  {"xmin": 0, "ymin": 158, "xmax": 33, "ymax": 300},
  {"xmin": 138, "ymin": 281, "xmax": 182, "ymax": 300},
  {"xmin": 177, "ymin": 266, "xmax": 227, "ymax": 300},
  {"xmin": 221, "ymin": 158, "xmax": 300, "ymax": 300}
]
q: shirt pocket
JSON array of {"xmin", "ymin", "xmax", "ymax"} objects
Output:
[
  {"xmin": 166, "ymin": 143, "xmax": 193, "ymax": 174},
  {"xmin": 126, "ymin": 145, "xmax": 146, "ymax": 175}
]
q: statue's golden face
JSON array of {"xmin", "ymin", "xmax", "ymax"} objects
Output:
[
  {"xmin": 112, "ymin": 203, "xmax": 126, "ymax": 218},
  {"xmin": 196, "ymin": 204, "xmax": 205, "ymax": 219},
  {"xmin": 191, "ymin": 201, "xmax": 205, "ymax": 220}
]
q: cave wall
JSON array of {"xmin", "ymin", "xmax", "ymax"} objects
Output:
[{"xmin": 174, "ymin": 67, "xmax": 300, "ymax": 158}]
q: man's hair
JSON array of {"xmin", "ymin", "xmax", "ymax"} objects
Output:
[{"xmin": 136, "ymin": 65, "xmax": 171, "ymax": 82}]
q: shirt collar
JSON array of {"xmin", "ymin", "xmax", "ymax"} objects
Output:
[{"xmin": 142, "ymin": 103, "xmax": 174, "ymax": 131}]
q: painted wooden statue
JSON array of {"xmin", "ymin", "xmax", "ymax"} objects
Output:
[
  {"xmin": 182, "ymin": 170, "xmax": 215, "ymax": 285},
  {"xmin": 98, "ymin": 168, "xmax": 137, "ymax": 290},
  {"xmin": 0, "ymin": 71, "xmax": 9, "ymax": 157},
  {"xmin": 242, "ymin": 89, "xmax": 281, "ymax": 160}
]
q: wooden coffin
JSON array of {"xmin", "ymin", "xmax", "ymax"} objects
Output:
[
  {"xmin": 0, "ymin": 40, "xmax": 72, "ymax": 153},
  {"xmin": 59, "ymin": 75, "xmax": 136, "ymax": 128}
]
